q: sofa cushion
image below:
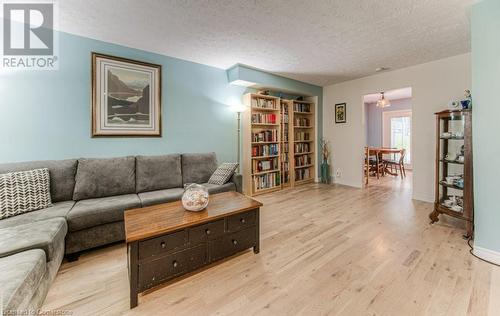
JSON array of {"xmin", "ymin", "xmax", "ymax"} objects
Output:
[
  {"xmin": 0, "ymin": 159, "xmax": 77, "ymax": 202},
  {"xmin": 73, "ymin": 156, "xmax": 136, "ymax": 200},
  {"xmin": 181, "ymin": 153, "xmax": 218, "ymax": 185},
  {"xmin": 208, "ymin": 163, "xmax": 238, "ymax": 185},
  {"xmin": 202, "ymin": 182, "xmax": 237, "ymax": 195},
  {"xmin": 0, "ymin": 168, "xmax": 52, "ymax": 220},
  {"xmin": 0, "ymin": 249, "xmax": 46, "ymax": 312},
  {"xmin": 136, "ymin": 154, "xmax": 182, "ymax": 193},
  {"xmin": 0, "ymin": 201, "xmax": 74, "ymax": 230},
  {"xmin": 138, "ymin": 188, "xmax": 184, "ymax": 207},
  {"xmin": 67, "ymin": 194, "xmax": 141, "ymax": 232},
  {"xmin": 0, "ymin": 217, "xmax": 67, "ymax": 261}
]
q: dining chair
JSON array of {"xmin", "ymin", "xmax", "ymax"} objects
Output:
[
  {"xmin": 366, "ymin": 147, "xmax": 385, "ymax": 180},
  {"xmin": 383, "ymin": 149, "xmax": 406, "ymax": 179},
  {"xmin": 364, "ymin": 147, "xmax": 369, "ymax": 185}
]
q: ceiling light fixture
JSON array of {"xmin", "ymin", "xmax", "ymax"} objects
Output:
[{"xmin": 377, "ymin": 92, "xmax": 391, "ymax": 108}]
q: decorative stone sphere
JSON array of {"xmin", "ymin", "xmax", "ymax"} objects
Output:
[{"xmin": 181, "ymin": 184, "xmax": 209, "ymax": 212}]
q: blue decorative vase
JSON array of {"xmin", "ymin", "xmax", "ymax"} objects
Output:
[{"xmin": 321, "ymin": 162, "xmax": 330, "ymax": 184}]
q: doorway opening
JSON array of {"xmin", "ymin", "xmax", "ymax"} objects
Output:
[{"xmin": 363, "ymin": 87, "xmax": 413, "ymax": 189}]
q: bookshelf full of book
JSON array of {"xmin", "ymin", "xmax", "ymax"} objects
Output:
[
  {"xmin": 292, "ymin": 100, "xmax": 315, "ymax": 184},
  {"xmin": 242, "ymin": 93, "xmax": 282, "ymax": 196},
  {"xmin": 280, "ymin": 100, "xmax": 292, "ymax": 187},
  {"xmin": 242, "ymin": 93, "xmax": 315, "ymax": 196}
]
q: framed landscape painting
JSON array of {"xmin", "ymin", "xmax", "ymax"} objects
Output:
[
  {"xmin": 92, "ymin": 53, "xmax": 162, "ymax": 137},
  {"xmin": 335, "ymin": 103, "xmax": 346, "ymax": 124}
]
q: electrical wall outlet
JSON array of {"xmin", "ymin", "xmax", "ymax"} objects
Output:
[{"xmin": 335, "ymin": 168, "xmax": 342, "ymax": 178}]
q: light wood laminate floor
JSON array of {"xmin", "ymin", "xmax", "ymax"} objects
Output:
[{"xmin": 43, "ymin": 181, "xmax": 500, "ymax": 315}]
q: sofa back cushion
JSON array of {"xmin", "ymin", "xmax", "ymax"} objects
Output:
[
  {"xmin": 73, "ymin": 156, "xmax": 135, "ymax": 200},
  {"xmin": 136, "ymin": 154, "xmax": 182, "ymax": 193},
  {"xmin": 181, "ymin": 153, "xmax": 218, "ymax": 185},
  {"xmin": 0, "ymin": 159, "xmax": 77, "ymax": 202}
]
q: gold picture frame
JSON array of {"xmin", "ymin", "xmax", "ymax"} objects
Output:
[{"xmin": 91, "ymin": 52, "xmax": 162, "ymax": 137}]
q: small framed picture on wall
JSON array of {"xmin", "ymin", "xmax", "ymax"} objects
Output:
[{"xmin": 335, "ymin": 103, "xmax": 346, "ymax": 123}]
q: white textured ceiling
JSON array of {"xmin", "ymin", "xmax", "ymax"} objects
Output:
[{"xmin": 54, "ymin": 0, "xmax": 475, "ymax": 86}]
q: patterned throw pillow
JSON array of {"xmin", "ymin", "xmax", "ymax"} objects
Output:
[
  {"xmin": 208, "ymin": 163, "xmax": 239, "ymax": 185},
  {"xmin": 0, "ymin": 168, "xmax": 52, "ymax": 219}
]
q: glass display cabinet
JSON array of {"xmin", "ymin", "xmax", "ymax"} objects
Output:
[{"xmin": 430, "ymin": 109, "xmax": 473, "ymax": 237}]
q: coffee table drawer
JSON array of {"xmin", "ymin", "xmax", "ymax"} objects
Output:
[
  {"xmin": 227, "ymin": 210, "xmax": 257, "ymax": 232},
  {"xmin": 138, "ymin": 230, "xmax": 187, "ymax": 260},
  {"xmin": 138, "ymin": 244, "xmax": 207, "ymax": 291},
  {"xmin": 210, "ymin": 226, "xmax": 256, "ymax": 261},
  {"xmin": 189, "ymin": 219, "xmax": 225, "ymax": 244}
]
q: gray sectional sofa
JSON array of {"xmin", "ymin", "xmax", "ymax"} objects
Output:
[{"xmin": 0, "ymin": 152, "xmax": 241, "ymax": 313}]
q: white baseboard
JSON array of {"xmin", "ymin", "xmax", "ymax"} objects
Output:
[
  {"xmin": 473, "ymin": 245, "xmax": 500, "ymax": 265},
  {"xmin": 412, "ymin": 191, "xmax": 434, "ymax": 203}
]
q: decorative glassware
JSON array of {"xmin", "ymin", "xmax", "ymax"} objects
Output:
[{"xmin": 181, "ymin": 184, "xmax": 209, "ymax": 212}]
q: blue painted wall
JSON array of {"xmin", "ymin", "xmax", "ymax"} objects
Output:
[
  {"xmin": 471, "ymin": 0, "xmax": 500, "ymax": 253},
  {"xmin": 0, "ymin": 32, "xmax": 250, "ymax": 163}
]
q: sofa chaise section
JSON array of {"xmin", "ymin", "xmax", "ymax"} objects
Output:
[
  {"xmin": 0, "ymin": 217, "xmax": 67, "ymax": 261},
  {"xmin": 0, "ymin": 225, "xmax": 65, "ymax": 312},
  {"xmin": 0, "ymin": 249, "xmax": 47, "ymax": 312}
]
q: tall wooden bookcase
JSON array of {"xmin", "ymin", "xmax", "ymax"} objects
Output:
[
  {"xmin": 292, "ymin": 100, "xmax": 316, "ymax": 185},
  {"xmin": 280, "ymin": 100, "xmax": 292, "ymax": 187},
  {"xmin": 242, "ymin": 93, "xmax": 316, "ymax": 196},
  {"xmin": 242, "ymin": 94, "xmax": 282, "ymax": 196}
]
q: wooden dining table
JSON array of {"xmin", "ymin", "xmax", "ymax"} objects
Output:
[{"xmin": 365, "ymin": 147, "xmax": 403, "ymax": 184}]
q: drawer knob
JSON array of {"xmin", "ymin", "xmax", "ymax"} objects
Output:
[
  {"xmin": 232, "ymin": 239, "xmax": 238, "ymax": 245},
  {"xmin": 240, "ymin": 218, "xmax": 246, "ymax": 224},
  {"xmin": 160, "ymin": 242, "xmax": 166, "ymax": 249},
  {"xmin": 173, "ymin": 261, "xmax": 178, "ymax": 268},
  {"xmin": 205, "ymin": 229, "xmax": 211, "ymax": 235}
]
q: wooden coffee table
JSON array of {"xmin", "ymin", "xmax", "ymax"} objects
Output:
[{"xmin": 124, "ymin": 191, "xmax": 262, "ymax": 308}]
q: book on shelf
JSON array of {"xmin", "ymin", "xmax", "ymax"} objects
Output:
[
  {"xmin": 254, "ymin": 171, "xmax": 281, "ymax": 190},
  {"xmin": 252, "ymin": 113, "xmax": 277, "ymax": 124},
  {"xmin": 281, "ymin": 170, "xmax": 289, "ymax": 183},
  {"xmin": 282, "ymin": 114, "xmax": 289, "ymax": 123},
  {"xmin": 252, "ymin": 144, "xmax": 278, "ymax": 157},
  {"xmin": 294, "ymin": 117, "xmax": 310, "ymax": 126},
  {"xmin": 252, "ymin": 158, "xmax": 278, "ymax": 173},
  {"xmin": 294, "ymin": 142, "xmax": 310, "ymax": 153},
  {"xmin": 281, "ymin": 129, "xmax": 289, "ymax": 142},
  {"xmin": 295, "ymin": 131, "xmax": 310, "ymax": 141},
  {"xmin": 295, "ymin": 168, "xmax": 311, "ymax": 181},
  {"xmin": 252, "ymin": 130, "xmax": 278, "ymax": 142},
  {"xmin": 294, "ymin": 103, "xmax": 311, "ymax": 113},
  {"xmin": 281, "ymin": 160, "xmax": 289, "ymax": 171},
  {"xmin": 281, "ymin": 142, "xmax": 289, "ymax": 153},
  {"xmin": 294, "ymin": 154, "xmax": 312, "ymax": 167},
  {"xmin": 252, "ymin": 97, "xmax": 276, "ymax": 110}
]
